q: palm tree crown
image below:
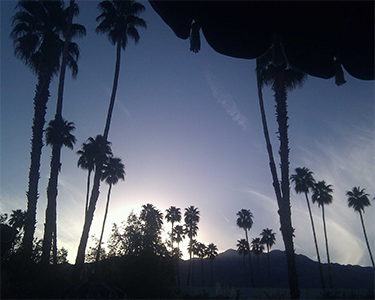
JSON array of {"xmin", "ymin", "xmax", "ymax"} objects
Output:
[
  {"xmin": 260, "ymin": 228, "xmax": 276, "ymax": 250},
  {"xmin": 236, "ymin": 209, "xmax": 253, "ymax": 231},
  {"xmin": 290, "ymin": 167, "xmax": 315, "ymax": 194},
  {"xmin": 101, "ymin": 157, "xmax": 125, "ymax": 186},
  {"xmin": 45, "ymin": 118, "xmax": 76, "ymax": 149},
  {"xmin": 96, "ymin": 0, "xmax": 147, "ymax": 50},
  {"xmin": 166, "ymin": 206, "xmax": 181, "ymax": 225},
  {"xmin": 347, "ymin": 187, "xmax": 371, "ymax": 213},
  {"xmin": 312, "ymin": 181, "xmax": 333, "ymax": 207}
]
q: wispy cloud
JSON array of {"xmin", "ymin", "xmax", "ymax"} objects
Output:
[{"xmin": 206, "ymin": 71, "xmax": 249, "ymax": 131}]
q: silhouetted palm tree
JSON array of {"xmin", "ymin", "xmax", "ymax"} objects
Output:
[
  {"xmin": 291, "ymin": 167, "xmax": 325, "ymax": 288},
  {"xmin": 173, "ymin": 224, "xmax": 185, "ymax": 286},
  {"xmin": 347, "ymin": 187, "xmax": 374, "ymax": 267},
  {"xmin": 41, "ymin": 119, "xmax": 76, "ymax": 265},
  {"xmin": 237, "ymin": 238, "xmax": 249, "ymax": 287},
  {"xmin": 257, "ymin": 43, "xmax": 307, "ymax": 298},
  {"xmin": 236, "ymin": 209, "xmax": 255, "ymax": 287},
  {"xmin": 96, "ymin": 157, "xmax": 125, "ymax": 262},
  {"xmin": 165, "ymin": 206, "xmax": 181, "ymax": 251},
  {"xmin": 251, "ymin": 237, "xmax": 265, "ymax": 286},
  {"xmin": 77, "ymin": 136, "xmax": 113, "ymax": 215},
  {"xmin": 184, "ymin": 206, "xmax": 200, "ymax": 286},
  {"xmin": 10, "ymin": 0, "xmax": 82, "ymax": 260},
  {"xmin": 75, "ymin": 0, "xmax": 146, "ymax": 266},
  {"xmin": 196, "ymin": 242, "xmax": 207, "ymax": 287},
  {"xmin": 206, "ymin": 243, "xmax": 218, "ymax": 287},
  {"xmin": 312, "ymin": 180, "xmax": 334, "ymax": 288},
  {"xmin": 8, "ymin": 210, "xmax": 26, "ymax": 231},
  {"xmin": 260, "ymin": 228, "xmax": 276, "ymax": 286},
  {"xmin": 140, "ymin": 203, "xmax": 164, "ymax": 254}
]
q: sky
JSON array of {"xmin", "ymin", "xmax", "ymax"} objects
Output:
[{"xmin": 1, "ymin": 1, "xmax": 374, "ymax": 267}]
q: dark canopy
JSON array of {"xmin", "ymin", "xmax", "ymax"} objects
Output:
[{"xmin": 149, "ymin": 1, "xmax": 374, "ymax": 81}]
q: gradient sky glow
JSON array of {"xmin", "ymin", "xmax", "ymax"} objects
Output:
[{"xmin": 1, "ymin": 1, "xmax": 374, "ymax": 267}]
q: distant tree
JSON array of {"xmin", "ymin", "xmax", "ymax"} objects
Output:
[
  {"xmin": 206, "ymin": 243, "xmax": 218, "ymax": 287},
  {"xmin": 291, "ymin": 167, "xmax": 325, "ymax": 289},
  {"xmin": 173, "ymin": 224, "xmax": 185, "ymax": 286},
  {"xmin": 96, "ymin": 157, "xmax": 125, "ymax": 262},
  {"xmin": 251, "ymin": 237, "xmax": 265, "ymax": 286},
  {"xmin": 75, "ymin": 0, "xmax": 147, "ymax": 267},
  {"xmin": 184, "ymin": 206, "xmax": 200, "ymax": 286},
  {"xmin": 236, "ymin": 238, "xmax": 249, "ymax": 287},
  {"xmin": 77, "ymin": 135, "xmax": 113, "ymax": 216},
  {"xmin": 42, "ymin": 119, "xmax": 76, "ymax": 265},
  {"xmin": 312, "ymin": 180, "xmax": 334, "ymax": 288},
  {"xmin": 86, "ymin": 235, "xmax": 106, "ymax": 263},
  {"xmin": 236, "ymin": 209, "xmax": 255, "ymax": 287},
  {"xmin": 260, "ymin": 228, "xmax": 276, "ymax": 286},
  {"xmin": 347, "ymin": 187, "xmax": 374, "ymax": 267},
  {"xmin": 8, "ymin": 209, "xmax": 27, "ymax": 254},
  {"xmin": 165, "ymin": 206, "xmax": 181, "ymax": 251},
  {"xmin": 10, "ymin": 0, "xmax": 82, "ymax": 260},
  {"xmin": 140, "ymin": 203, "xmax": 164, "ymax": 254},
  {"xmin": 188, "ymin": 239, "xmax": 199, "ymax": 286}
]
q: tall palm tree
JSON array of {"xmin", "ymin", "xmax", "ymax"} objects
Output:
[
  {"xmin": 165, "ymin": 206, "xmax": 181, "ymax": 251},
  {"xmin": 346, "ymin": 187, "xmax": 374, "ymax": 267},
  {"xmin": 236, "ymin": 209, "xmax": 255, "ymax": 287},
  {"xmin": 10, "ymin": 0, "xmax": 81, "ymax": 260},
  {"xmin": 291, "ymin": 167, "xmax": 325, "ymax": 289},
  {"xmin": 196, "ymin": 242, "xmax": 207, "ymax": 287},
  {"xmin": 312, "ymin": 181, "xmax": 334, "ymax": 288},
  {"xmin": 41, "ymin": 119, "xmax": 76, "ymax": 265},
  {"xmin": 257, "ymin": 42, "xmax": 307, "ymax": 299},
  {"xmin": 206, "ymin": 243, "xmax": 218, "ymax": 287},
  {"xmin": 95, "ymin": 157, "xmax": 125, "ymax": 262},
  {"xmin": 260, "ymin": 228, "xmax": 276, "ymax": 286},
  {"xmin": 184, "ymin": 206, "xmax": 200, "ymax": 286},
  {"xmin": 75, "ymin": 0, "xmax": 147, "ymax": 266},
  {"xmin": 236, "ymin": 238, "xmax": 249, "ymax": 287},
  {"xmin": 77, "ymin": 136, "xmax": 113, "ymax": 215},
  {"xmin": 173, "ymin": 224, "xmax": 185, "ymax": 286},
  {"xmin": 251, "ymin": 237, "xmax": 265, "ymax": 287}
]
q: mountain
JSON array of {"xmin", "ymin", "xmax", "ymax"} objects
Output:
[{"xmin": 178, "ymin": 249, "xmax": 374, "ymax": 289}]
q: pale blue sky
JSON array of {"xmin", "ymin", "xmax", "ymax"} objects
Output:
[{"xmin": 1, "ymin": 1, "xmax": 374, "ymax": 267}]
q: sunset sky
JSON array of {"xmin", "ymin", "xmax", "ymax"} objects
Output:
[{"xmin": 1, "ymin": 1, "xmax": 374, "ymax": 267}]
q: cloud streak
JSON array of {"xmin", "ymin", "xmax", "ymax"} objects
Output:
[{"xmin": 206, "ymin": 71, "xmax": 249, "ymax": 131}]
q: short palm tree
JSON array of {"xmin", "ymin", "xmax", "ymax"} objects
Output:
[
  {"xmin": 260, "ymin": 228, "xmax": 276, "ymax": 286},
  {"xmin": 251, "ymin": 237, "xmax": 265, "ymax": 286},
  {"xmin": 346, "ymin": 187, "xmax": 374, "ymax": 267},
  {"xmin": 206, "ymin": 243, "xmax": 218, "ymax": 287},
  {"xmin": 291, "ymin": 167, "xmax": 325, "ymax": 289},
  {"xmin": 196, "ymin": 242, "xmax": 207, "ymax": 287},
  {"xmin": 173, "ymin": 224, "xmax": 185, "ymax": 286},
  {"xmin": 184, "ymin": 206, "xmax": 200, "ymax": 286},
  {"xmin": 10, "ymin": 0, "xmax": 82, "ymax": 260},
  {"xmin": 312, "ymin": 180, "xmax": 334, "ymax": 288},
  {"xmin": 75, "ymin": 0, "xmax": 147, "ymax": 266},
  {"xmin": 165, "ymin": 206, "xmax": 181, "ymax": 251},
  {"xmin": 41, "ymin": 118, "xmax": 76, "ymax": 265},
  {"xmin": 257, "ymin": 44, "xmax": 307, "ymax": 299},
  {"xmin": 77, "ymin": 136, "xmax": 113, "ymax": 215},
  {"xmin": 237, "ymin": 238, "xmax": 249, "ymax": 287},
  {"xmin": 236, "ymin": 209, "xmax": 255, "ymax": 287},
  {"xmin": 96, "ymin": 157, "xmax": 125, "ymax": 262}
]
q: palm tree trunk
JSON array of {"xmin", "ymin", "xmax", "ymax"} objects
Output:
[
  {"xmin": 75, "ymin": 39, "xmax": 122, "ymax": 268},
  {"xmin": 210, "ymin": 259, "xmax": 213, "ymax": 287},
  {"xmin": 53, "ymin": 222, "xmax": 57, "ymax": 265},
  {"xmin": 96, "ymin": 184, "xmax": 112, "ymax": 262},
  {"xmin": 257, "ymin": 255, "xmax": 260, "ymax": 287},
  {"xmin": 273, "ymin": 66, "xmax": 300, "ymax": 299},
  {"xmin": 201, "ymin": 257, "xmax": 204, "ymax": 287},
  {"xmin": 23, "ymin": 71, "xmax": 52, "ymax": 261},
  {"xmin": 41, "ymin": 144, "xmax": 61, "ymax": 265},
  {"xmin": 305, "ymin": 193, "xmax": 325, "ymax": 289},
  {"xmin": 322, "ymin": 205, "xmax": 333, "ymax": 288},
  {"xmin": 245, "ymin": 229, "xmax": 255, "ymax": 287},
  {"xmin": 84, "ymin": 170, "xmax": 92, "ymax": 215},
  {"xmin": 187, "ymin": 239, "xmax": 192, "ymax": 286},
  {"xmin": 359, "ymin": 211, "xmax": 375, "ymax": 267},
  {"xmin": 267, "ymin": 245, "xmax": 271, "ymax": 287},
  {"xmin": 243, "ymin": 253, "xmax": 248, "ymax": 287}
]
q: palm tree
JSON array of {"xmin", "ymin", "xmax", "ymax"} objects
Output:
[
  {"xmin": 184, "ymin": 206, "xmax": 200, "ymax": 286},
  {"xmin": 206, "ymin": 243, "xmax": 218, "ymax": 287},
  {"xmin": 260, "ymin": 228, "xmax": 276, "ymax": 286},
  {"xmin": 257, "ymin": 43, "xmax": 307, "ymax": 298},
  {"xmin": 196, "ymin": 242, "xmax": 207, "ymax": 287},
  {"xmin": 41, "ymin": 119, "xmax": 76, "ymax": 265},
  {"xmin": 77, "ymin": 135, "xmax": 113, "ymax": 215},
  {"xmin": 10, "ymin": 0, "xmax": 82, "ymax": 260},
  {"xmin": 346, "ymin": 187, "xmax": 374, "ymax": 267},
  {"xmin": 236, "ymin": 209, "xmax": 255, "ymax": 287},
  {"xmin": 251, "ymin": 237, "xmax": 265, "ymax": 287},
  {"xmin": 95, "ymin": 157, "xmax": 125, "ymax": 262},
  {"xmin": 140, "ymin": 203, "xmax": 164, "ymax": 253},
  {"xmin": 75, "ymin": 0, "xmax": 147, "ymax": 266},
  {"xmin": 173, "ymin": 225, "xmax": 185, "ymax": 286},
  {"xmin": 165, "ymin": 206, "xmax": 181, "ymax": 251},
  {"xmin": 8, "ymin": 210, "xmax": 26, "ymax": 231},
  {"xmin": 312, "ymin": 181, "xmax": 334, "ymax": 288},
  {"xmin": 291, "ymin": 167, "xmax": 325, "ymax": 289},
  {"xmin": 236, "ymin": 239, "xmax": 249, "ymax": 287}
]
